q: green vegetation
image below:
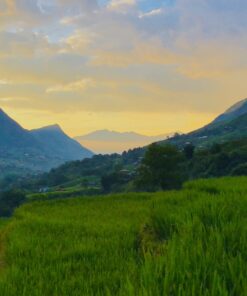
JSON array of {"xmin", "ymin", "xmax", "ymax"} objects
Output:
[
  {"xmin": 190, "ymin": 138, "xmax": 247, "ymax": 178},
  {"xmin": 0, "ymin": 177, "xmax": 246, "ymax": 295},
  {"xmin": 27, "ymin": 187, "xmax": 101, "ymax": 202},
  {"xmin": 1, "ymin": 138, "xmax": 246, "ymax": 195},
  {"xmin": 28, "ymin": 138, "xmax": 247, "ymax": 193},
  {"xmin": 136, "ymin": 144, "xmax": 185, "ymax": 191},
  {"xmin": 0, "ymin": 190, "xmax": 26, "ymax": 217}
]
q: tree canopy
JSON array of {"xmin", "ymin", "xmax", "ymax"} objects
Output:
[{"xmin": 136, "ymin": 144, "xmax": 185, "ymax": 191}]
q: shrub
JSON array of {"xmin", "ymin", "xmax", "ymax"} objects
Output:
[{"xmin": 0, "ymin": 190, "xmax": 26, "ymax": 217}]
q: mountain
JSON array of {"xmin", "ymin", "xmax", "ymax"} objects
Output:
[
  {"xmin": 165, "ymin": 98, "xmax": 247, "ymax": 148},
  {"xmin": 0, "ymin": 108, "xmax": 38, "ymax": 150},
  {"xmin": 1, "ymin": 97, "xmax": 246, "ymax": 180},
  {"xmin": 0, "ymin": 109, "xmax": 44, "ymax": 174},
  {"xmin": 0, "ymin": 109, "xmax": 93, "ymax": 177},
  {"xmin": 75, "ymin": 129, "xmax": 175, "ymax": 154},
  {"xmin": 214, "ymin": 98, "xmax": 247, "ymax": 123},
  {"xmin": 31, "ymin": 125, "xmax": 93, "ymax": 161}
]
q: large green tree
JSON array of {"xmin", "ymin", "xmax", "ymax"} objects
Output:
[{"xmin": 136, "ymin": 144, "xmax": 185, "ymax": 191}]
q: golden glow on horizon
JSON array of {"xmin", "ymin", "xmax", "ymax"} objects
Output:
[{"xmin": 4, "ymin": 107, "xmax": 216, "ymax": 137}]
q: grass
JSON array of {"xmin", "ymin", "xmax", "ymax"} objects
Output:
[
  {"xmin": 0, "ymin": 219, "xmax": 9, "ymax": 272},
  {"xmin": 0, "ymin": 177, "xmax": 246, "ymax": 295}
]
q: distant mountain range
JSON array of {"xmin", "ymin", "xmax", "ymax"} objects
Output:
[
  {"xmin": 165, "ymin": 98, "xmax": 247, "ymax": 147},
  {"xmin": 75, "ymin": 130, "xmax": 175, "ymax": 154},
  {"xmin": 0, "ymin": 109, "xmax": 93, "ymax": 177},
  {"xmin": 1, "ymin": 97, "xmax": 247, "ymax": 178}
]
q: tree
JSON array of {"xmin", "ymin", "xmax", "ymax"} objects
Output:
[
  {"xmin": 183, "ymin": 143, "xmax": 195, "ymax": 160},
  {"xmin": 101, "ymin": 173, "xmax": 120, "ymax": 193},
  {"xmin": 136, "ymin": 144, "xmax": 185, "ymax": 191},
  {"xmin": 210, "ymin": 143, "xmax": 222, "ymax": 154},
  {"xmin": 0, "ymin": 190, "xmax": 26, "ymax": 217},
  {"xmin": 231, "ymin": 163, "xmax": 247, "ymax": 176},
  {"xmin": 81, "ymin": 178, "xmax": 89, "ymax": 189}
]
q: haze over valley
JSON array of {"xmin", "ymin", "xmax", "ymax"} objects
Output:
[{"xmin": 75, "ymin": 130, "xmax": 176, "ymax": 154}]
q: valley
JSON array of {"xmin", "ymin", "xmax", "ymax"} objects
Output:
[
  {"xmin": 0, "ymin": 98, "xmax": 246, "ymax": 295},
  {"xmin": 1, "ymin": 1, "xmax": 247, "ymax": 294}
]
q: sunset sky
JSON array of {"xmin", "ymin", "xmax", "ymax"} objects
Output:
[{"xmin": 0, "ymin": 0, "xmax": 247, "ymax": 136}]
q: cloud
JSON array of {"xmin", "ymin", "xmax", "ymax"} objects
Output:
[
  {"xmin": 107, "ymin": 0, "xmax": 136, "ymax": 12},
  {"xmin": 63, "ymin": 29, "xmax": 95, "ymax": 53},
  {"xmin": 90, "ymin": 39, "xmax": 177, "ymax": 67},
  {"xmin": 0, "ymin": 79, "xmax": 12, "ymax": 85},
  {"xmin": 139, "ymin": 8, "xmax": 163, "ymax": 18},
  {"xmin": 0, "ymin": 30, "xmax": 61, "ymax": 58},
  {"xmin": 46, "ymin": 78, "xmax": 95, "ymax": 93},
  {"xmin": 60, "ymin": 14, "xmax": 84, "ymax": 25}
]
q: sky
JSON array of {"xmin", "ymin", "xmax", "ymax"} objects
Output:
[{"xmin": 0, "ymin": 0, "xmax": 247, "ymax": 137}]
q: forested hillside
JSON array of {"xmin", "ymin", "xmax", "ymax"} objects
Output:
[{"xmin": 17, "ymin": 138, "xmax": 246, "ymax": 194}]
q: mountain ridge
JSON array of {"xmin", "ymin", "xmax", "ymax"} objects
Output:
[
  {"xmin": 31, "ymin": 125, "xmax": 93, "ymax": 161},
  {"xmin": 164, "ymin": 98, "xmax": 247, "ymax": 147},
  {"xmin": 1, "ymin": 97, "xmax": 246, "ymax": 178},
  {"xmin": 0, "ymin": 108, "xmax": 41, "ymax": 151},
  {"xmin": 75, "ymin": 129, "xmax": 173, "ymax": 141},
  {"xmin": 0, "ymin": 109, "xmax": 93, "ymax": 177},
  {"xmin": 34, "ymin": 124, "xmax": 63, "ymax": 132},
  {"xmin": 213, "ymin": 98, "xmax": 247, "ymax": 123}
]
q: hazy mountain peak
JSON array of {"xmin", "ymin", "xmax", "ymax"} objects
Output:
[
  {"xmin": 75, "ymin": 130, "xmax": 175, "ymax": 154},
  {"xmin": 82, "ymin": 129, "xmax": 146, "ymax": 138}
]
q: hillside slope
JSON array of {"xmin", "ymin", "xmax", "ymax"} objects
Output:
[
  {"xmin": 214, "ymin": 98, "xmax": 247, "ymax": 123},
  {"xmin": 0, "ymin": 109, "xmax": 93, "ymax": 176},
  {"xmin": 0, "ymin": 109, "xmax": 50, "ymax": 174},
  {"xmin": 165, "ymin": 102, "xmax": 247, "ymax": 147},
  {"xmin": 31, "ymin": 125, "xmax": 93, "ymax": 161},
  {"xmin": 0, "ymin": 109, "xmax": 38, "ymax": 150}
]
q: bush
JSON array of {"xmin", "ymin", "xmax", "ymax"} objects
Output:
[
  {"xmin": 0, "ymin": 190, "xmax": 26, "ymax": 217},
  {"xmin": 231, "ymin": 163, "xmax": 247, "ymax": 176},
  {"xmin": 136, "ymin": 144, "xmax": 185, "ymax": 191}
]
